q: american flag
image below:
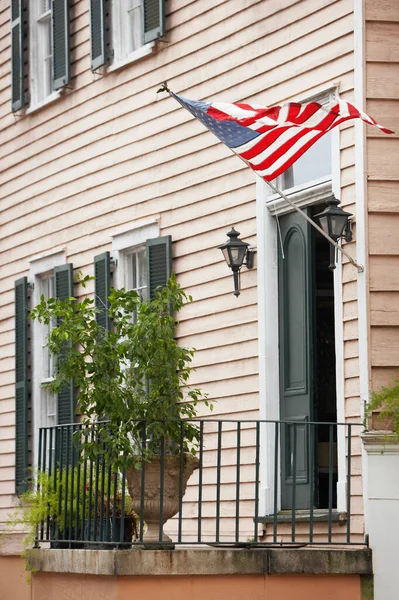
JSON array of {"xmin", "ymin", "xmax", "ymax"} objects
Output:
[{"xmin": 171, "ymin": 92, "xmax": 394, "ymax": 181}]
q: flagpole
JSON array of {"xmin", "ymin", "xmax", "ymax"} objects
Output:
[
  {"xmin": 160, "ymin": 83, "xmax": 364, "ymax": 273},
  {"xmin": 265, "ymin": 179, "xmax": 364, "ymax": 273}
]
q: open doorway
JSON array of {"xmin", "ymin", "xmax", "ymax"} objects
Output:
[
  {"xmin": 312, "ymin": 207, "xmax": 337, "ymax": 509},
  {"xmin": 278, "ymin": 206, "xmax": 337, "ymax": 510}
]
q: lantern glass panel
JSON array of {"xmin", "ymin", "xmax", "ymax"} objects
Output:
[
  {"xmin": 230, "ymin": 246, "xmax": 246, "ymax": 267},
  {"xmin": 222, "ymin": 247, "xmax": 231, "ymax": 267},
  {"xmin": 318, "ymin": 215, "xmax": 329, "ymax": 235},
  {"xmin": 330, "ymin": 214, "xmax": 348, "ymax": 239}
]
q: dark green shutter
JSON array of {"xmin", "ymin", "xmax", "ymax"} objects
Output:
[
  {"xmin": 11, "ymin": 0, "xmax": 25, "ymax": 111},
  {"xmin": 94, "ymin": 252, "xmax": 111, "ymax": 332},
  {"xmin": 90, "ymin": 0, "xmax": 106, "ymax": 70},
  {"xmin": 278, "ymin": 210, "xmax": 314, "ymax": 510},
  {"xmin": 146, "ymin": 235, "xmax": 172, "ymax": 299},
  {"xmin": 143, "ymin": 0, "xmax": 165, "ymax": 44},
  {"xmin": 52, "ymin": 0, "xmax": 70, "ymax": 90},
  {"xmin": 54, "ymin": 264, "xmax": 75, "ymax": 426},
  {"xmin": 15, "ymin": 277, "xmax": 29, "ymax": 495}
]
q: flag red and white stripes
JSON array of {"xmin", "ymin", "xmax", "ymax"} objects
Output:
[{"xmin": 171, "ymin": 92, "xmax": 394, "ymax": 182}]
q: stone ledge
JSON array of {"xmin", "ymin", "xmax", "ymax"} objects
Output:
[{"xmin": 27, "ymin": 547, "xmax": 372, "ymax": 577}]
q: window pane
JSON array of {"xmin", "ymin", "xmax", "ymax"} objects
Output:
[
  {"xmin": 282, "ymin": 132, "xmax": 331, "ymax": 190},
  {"xmin": 126, "ymin": 0, "xmax": 143, "ymax": 54},
  {"xmin": 125, "ymin": 248, "xmax": 147, "ymax": 298}
]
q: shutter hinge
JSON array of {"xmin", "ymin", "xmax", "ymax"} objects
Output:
[{"xmin": 110, "ymin": 258, "xmax": 117, "ymax": 272}]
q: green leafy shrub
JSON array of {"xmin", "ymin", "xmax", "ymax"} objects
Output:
[
  {"xmin": 365, "ymin": 375, "xmax": 399, "ymax": 435},
  {"xmin": 29, "ymin": 275, "xmax": 211, "ymax": 468}
]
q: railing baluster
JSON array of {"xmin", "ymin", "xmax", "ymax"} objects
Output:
[
  {"xmin": 309, "ymin": 422, "xmax": 314, "ymax": 544},
  {"xmin": 328, "ymin": 424, "xmax": 334, "ymax": 543},
  {"xmin": 235, "ymin": 422, "xmax": 241, "ymax": 543},
  {"xmin": 254, "ymin": 421, "xmax": 260, "ymax": 543},
  {"xmin": 63, "ymin": 426, "xmax": 70, "ymax": 546},
  {"xmin": 139, "ymin": 421, "xmax": 146, "ymax": 544},
  {"xmin": 112, "ymin": 470, "xmax": 118, "ymax": 547},
  {"xmin": 197, "ymin": 421, "xmax": 204, "ymax": 544},
  {"xmin": 94, "ymin": 429, "xmax": 100, "ymax": 542},
  {"xmin": 36, "ymin": 428, "xmax": 43, "ymax": 546},
  {"xmin": 120, "ymin": 470, "xmax": 126, "ymax": 546},
  {"xmin": 291, "ymin": 423, "xmax": 297, "ymax": 543},
  {"xmin": 40, "ymin": 428, "xmax": 47, "ymax": 542},
  {"xmin": 99, "ymin": 452, "xmax": 105, "ymax": 544},
  {"xmin": 105, "ymin": 460, "xmax": 112, "ymax": 544},
  {"xmin": 75, "ymin": 427, "xmax": 81, "ymax": 543},
  {"xmin": 178, "ymin": 422, "xmax": 184, "ymax": 544},
  {"xmin": 87, "ymin": 431, "xmax": 94, "ymax": 543},
  {"xmin": 273, "ymin": 422, "xmax": 279, "ymax": 543},
  {"xmin": 69, "ymin": 425, "xmax": 75, "ymax": 544},
  {"xmin": 81, "ymin": 435, "xmax": 88, "ymax": 543},
  {"xmin": 347, "ymin": 424, "xmax": 352, "ymax": 543},
  {"xmin": 215, "ymin": 422, "xmax": 222, "ymax": 543},
  {"xmin": 47, "ymin": 427, "xmax": 53, "ymax": 541}
]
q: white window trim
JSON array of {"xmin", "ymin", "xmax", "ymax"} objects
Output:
[
  {"xmin": 26, "ymin": 91, "xmax": 61, "ymax": 115},
  {"xmin": 108, "ymin": 42, "xmax": 155, "ymax": 73},
  {"xmin": 111, "ymin": 221, "xmax": 159, "ymax": 290},
  {"xmin": 29, "ymin": 0, "xmax": 54, "ymax": 110},
  {"xmin": 257, "ymin": 125, "xmax": 346, "ymax": 515},
  {"xmin": 30, "ymin": 250, "xmax": 66, "ymax": 471}
]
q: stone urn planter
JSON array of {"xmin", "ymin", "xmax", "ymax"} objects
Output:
[{"xmin": 126, "ymin": 453, "xmax": 199, "ymax": 543}]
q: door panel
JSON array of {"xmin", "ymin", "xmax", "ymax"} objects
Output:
[{"xmin": 278, "ymin": 209, "xmax": 314, "ymax": 509}]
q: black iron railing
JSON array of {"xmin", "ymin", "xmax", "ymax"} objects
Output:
[{"xmin": 35, "ymin": 420, "xmax": 364, "ymax": 548}]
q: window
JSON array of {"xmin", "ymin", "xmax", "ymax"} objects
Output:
[
  {"xmin": 111, "ymin": 0, "xmax": 144, "ymax": 66},
  {"xmin": 276, "ymin": 91, "xmax": 335, "ymax": 194},
  {"xmin": 281, "ymin": 132, "xmax": 332, "ymax": 190},
  {"xmin": 37, "ymin": 272, "xmax": 57, "ymax": 430},
  {"xmin": 124, "ymin": 246, "xmax": 148, "ymax": 298},
  {"xmin": 90, "ymin": 0, "xmax": 165, "ymax": 71},
  {"xmin": 28, "ymin": 0, "xmax": 70, "ymax": 109},
  {"xmin": 27, "ymin": 252, "xmax": 74, "ymax": 472}
]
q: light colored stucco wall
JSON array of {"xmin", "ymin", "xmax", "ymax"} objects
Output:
[{"xmin": 0, "ymin": 555, "xmax": 364, "ymax": 600}]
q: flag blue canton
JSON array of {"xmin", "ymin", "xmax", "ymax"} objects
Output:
[{"xmin": 175, "ymin": 95, "xmax": 260, "ymax": 148}]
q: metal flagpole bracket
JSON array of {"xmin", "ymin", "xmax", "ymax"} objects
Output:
[
  {"xmin": 266, "ymin": 180, "xmax": 364, "ymax": 273},
  {"xmin": 157, "ymin": 81, "xmax": 170, "ymax": 94}
]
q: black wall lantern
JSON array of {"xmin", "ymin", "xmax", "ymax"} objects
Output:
[
  {"xmin": 219, "ymin": 227, "xmax": 254, "ymax": 297},
  {"xmin": 314, "ymin": 195, "xmax": 353, "ymax": 270}
]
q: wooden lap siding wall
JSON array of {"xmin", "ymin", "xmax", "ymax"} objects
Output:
[
  {"xmin": 365, "ymin": 0, "xmax": 399, "ymax": 400},
  {"xmin": 0, "ymin": 0, "xmax": 362, "ymax": 540}
]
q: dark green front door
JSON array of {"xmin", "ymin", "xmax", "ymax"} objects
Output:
[{"xmin": 278, "ymin": 209, "xmax": 314, "ymax": 510}]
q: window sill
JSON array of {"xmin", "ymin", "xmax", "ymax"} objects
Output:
[
  {"xmin": 26, "ymin": 91, "xmax": 61, "ymax": 115},
  {"xmin": 256, "ymin": 509, "xmax": 346, "ymax": 524},
  {"xmin": 108, "ymin": 42, "xmax": 155, "ymax": 73}
]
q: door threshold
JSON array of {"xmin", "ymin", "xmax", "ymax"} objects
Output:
[{"xmin": 256, "ymin": 510, "xmax": 346, "ymax": 524}]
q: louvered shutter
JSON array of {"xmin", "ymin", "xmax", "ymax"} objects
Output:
[
  {"xmin": 94, "ymin": 252, "xmax": 111, "ymax": 333},
  {"xmin": 52, "ymin": 0, "xmax": 70, "ymax": 90},
  {"xmin": 11, "ymin": 0, "xmax": 25, "ymax": 111},
  {"xmin": 15, "ymin": 277, "xmax": 29, "ymax": 495},
  {"xmin": 90, "ymin": 0, "xmax": 107, "ymax": 70},
  {"xmin": 54, "ymin": 264, "xmax": 75, "ymax": 427},
  {"xmin": 143, "ymin": 0, "xmax": 165, "ymax": 44},
  {"xmin": 146, "ymin": 235, "xmax": 172, "ymax": 299}
]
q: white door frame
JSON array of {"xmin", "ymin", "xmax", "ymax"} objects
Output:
[{"xmin": 256, "ymin": 127, "xmax": 346, "ymax": 514}]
